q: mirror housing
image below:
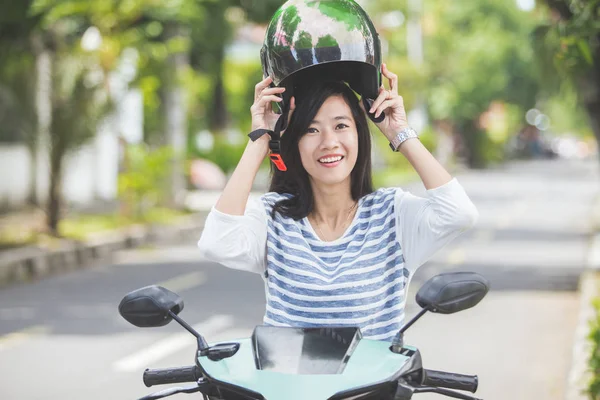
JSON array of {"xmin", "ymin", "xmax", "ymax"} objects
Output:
[
  {"xmin": 119, "ymin": 285, "xmax": 184, "ymax": 328},
  {"xmin": 416, "ymin": 272, "xmax": 489, "ymax": 314}
]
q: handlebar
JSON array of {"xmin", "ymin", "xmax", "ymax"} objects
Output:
[
  {"xmin": 421, "ymin": 369, "xmax": 478, "ymax": 393},
  {"xmin": 143, "ymin": 366, "xmax": 200, "ymax": 387}
]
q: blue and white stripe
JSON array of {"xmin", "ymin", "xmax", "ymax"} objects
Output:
[{"xmin": 261, "ymin": 188, "xmax": 409, "ymax": 341}]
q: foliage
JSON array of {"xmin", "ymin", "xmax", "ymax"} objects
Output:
[
  {"xmin": 589, "ymin": 296, "xmax": 600, "ymax": 399},
  {"xmin": 534, "ymin": 0, "xmax": 600, "ymax": 150},
  {"xmin": 422, "ymin": 0, "xmax": 543, "ymax": 167},
  {"xmin": 50, "ymin": 54, "xmax": 113, "ymax": 155},
  {"xmin": 118, "ymin": 144, "xmax": 174, "ymax": 219},
  {"xmin": 223, "ymin": 59, "xmax": 264, "ymax": 133},
  {"xmin": 0, "ymin": 50, "xmax": 37, "ymax": 144},
  {"xmin": 534, "ymin": 0, "xmax": 599, "ymax": 83},
  {"xmin": 190, "ymin": 134, "xmax": 248, "ymax": 174}
]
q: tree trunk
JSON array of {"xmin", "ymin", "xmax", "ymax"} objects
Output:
[
  {"xmin": 460, "ymin": 121, "xmax": 486, "ymax": 169},
  {"xmin": 31, "ymin": 35, "xmax": 52, "ymax": 207},
  {"xmin": 163, "ymin": 23, "xmax": 190, "ymax": 208},
  {"xmin": 584, "ymin": 98, "xmax": 600, "ymax": 163},
  {"xmin": 210, "ymin": 70, "xmax": 229, "ymax": 132},
  {"xmin": 580, "ymin": 46, "xmax": 600, "ymax": 166},
  {"xmin": 46, "ymin": 153, "xmax": 62, "ymax": 236},
  {"xmin": 46, "ymin": 118, "xmax": 65, "ymax": 236}
]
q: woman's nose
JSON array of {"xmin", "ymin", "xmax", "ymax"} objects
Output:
[{"xmin": 319, "ymin": 129, "xmax": 339, "ymax": 149}]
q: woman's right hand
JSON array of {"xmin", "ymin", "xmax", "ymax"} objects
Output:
[{"xmin": 250, "ymin": 76, "xmax": 295, "ymax": 133}]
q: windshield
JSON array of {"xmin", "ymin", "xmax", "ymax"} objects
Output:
[{"xmin": 251, "ymin": 326, "xmax": 362, "ymax": 375}]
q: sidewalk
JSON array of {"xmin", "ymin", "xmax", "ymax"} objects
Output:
[{"xmin": 0, "ymin": 190, "xmax": 237, "ymax": 287}]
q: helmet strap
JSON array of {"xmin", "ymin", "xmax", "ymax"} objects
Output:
[
  {"xmin": 268, "ymin": 110, "xmax": 288, "ymax": 171},
  {"xmin": 247, "ymin": 109, "xmax": 290, "ymax": 172}
]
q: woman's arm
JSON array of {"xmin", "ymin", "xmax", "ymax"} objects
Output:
[
  {"xmin": 215, "ymin": 136, "xmax": 269, "ymax": 215},
  {"xmin": 367, "ymin": 63, "xmax": 452, "ymax": 190},
  {"xmin": 215, "ymin": 76, "xmax": 286, "ymax": 215},
  {"xmin": 198, "ymin": 196, "xmax": 267, "ymax": 275},
  {"xmin": 395, "ymin": 179, "xmax": 478, "ymax": 271},
  {"xmin": 398, "ymin": 138, "xmax": 452, "ymax": 190}
]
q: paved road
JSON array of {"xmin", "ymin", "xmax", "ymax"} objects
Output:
[{"xmin": 0, "ymin": 158, "xmax": 597, "ymax": 400}]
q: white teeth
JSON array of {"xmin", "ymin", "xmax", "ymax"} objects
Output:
[{"xmin": 319, "ymin": 156, "xmax": 343, "ymax": 163}]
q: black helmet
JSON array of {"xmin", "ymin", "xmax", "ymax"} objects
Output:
[
  {"xmin": 259, "ymin": 0, "xmax": 384, "ymax": 171},
  {"xmin": 261, "ymin": 0, "xmax": 383, "ymax": 117}
]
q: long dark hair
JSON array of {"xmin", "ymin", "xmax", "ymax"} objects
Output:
[{"xmin": 269, "ymin": 81, "xmax": 373, "ymax": 220}]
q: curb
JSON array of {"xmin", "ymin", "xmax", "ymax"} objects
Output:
[
  {"xmin": 565, "ymin": 196, "xmax": 600, "ymax": 400},
  {"xmin": 0, "ymin": 212, "xmax": 208, "ymax": 288}
]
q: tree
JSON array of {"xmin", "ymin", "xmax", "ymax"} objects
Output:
[
  {"xmin": 534, "ymin": 0, "xmax": 600, "ymax": 159},
  {"xmin": 422, "ymin": 0, "xmax": 542, "ymax": 167},
  {"xmin": 47, "ymin": 55, "xmax": 112, "ymax": 234}
]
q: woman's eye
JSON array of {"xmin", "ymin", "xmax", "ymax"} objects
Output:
[
  {"xmin": 336, "ymin": 124, "xmax": 349, "ymax": 130},
  {"xmin": 307, "ymin": 127, "xmax": 318, "ymax": 134}
]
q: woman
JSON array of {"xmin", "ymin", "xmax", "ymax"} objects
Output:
[{"xmin": 197, "ymin": 63, "xmax": 478, "ymax": 342}]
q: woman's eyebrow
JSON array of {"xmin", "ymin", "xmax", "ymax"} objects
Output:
[{"xmin": 311, "ymin": 115, "xmax": 352, "ymax": 124}]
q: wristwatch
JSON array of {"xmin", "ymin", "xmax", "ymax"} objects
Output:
[{"xmin": 389, "ymin": 127, "xmax": 418, "ymax": 152}]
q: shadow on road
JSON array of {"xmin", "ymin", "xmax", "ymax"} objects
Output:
[{"xmin": 412, "ymin": 261, "xmax": 582, "ymax": 292}]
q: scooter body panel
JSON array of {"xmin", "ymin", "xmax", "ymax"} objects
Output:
[{"xmin": 200, "ymin": 338, "xmax": 415, "ymax": 400}]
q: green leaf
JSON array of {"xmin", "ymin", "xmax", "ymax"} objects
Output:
[{"xmin": 576, "ymin": 39, "xmax": 593, "ymax": 65}]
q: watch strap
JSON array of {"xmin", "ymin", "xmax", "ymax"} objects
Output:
[{"xmin": 389, "ymin": 127, "xmax": 418, "ymax": 151}]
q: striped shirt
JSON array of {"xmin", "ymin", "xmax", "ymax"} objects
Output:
[{"xmin": 198, "ymin": 178, "xmax": 478, "ymax": 341}]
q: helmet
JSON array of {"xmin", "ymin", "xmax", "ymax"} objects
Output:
[
  {"xmin": 259, "ymin": 0, "xmax": 384, "ymax": 171},
  {"xmin": 261, "ymin": 0, "xmax": 383, "ymax": 116}
]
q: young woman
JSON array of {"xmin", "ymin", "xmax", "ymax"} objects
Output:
[{"xmin": 198, "ymin": 64, "xmax": 478, "ymax": 341}]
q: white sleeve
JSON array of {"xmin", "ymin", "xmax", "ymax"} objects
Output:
[
  {"xmin": 197, "ymin": 197, "xmax": 267, "ymax": 275},
  {"xmin": 395, "ymin": 178, "xmax": 478, "ymax": 272}
]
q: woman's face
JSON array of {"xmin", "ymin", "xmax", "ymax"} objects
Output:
[{"xmin": 298, "ymin": 95, "xmax": 359, "ymax": 187}]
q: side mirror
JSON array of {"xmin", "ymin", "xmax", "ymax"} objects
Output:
[
  {"xmin": 119, "ymin": 285, "xmax": 184, "ymax": 328},
  {"xmin": 416, "ymin": 272, "xmax": 489, "ymax": 314}
]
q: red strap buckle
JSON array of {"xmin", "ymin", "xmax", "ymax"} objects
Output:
[{"xmin": 269, "ymin": 153, "xmax": 287, "ymax": 171}]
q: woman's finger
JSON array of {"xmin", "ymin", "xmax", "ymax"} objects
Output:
[
  {"xmin": 281, "ymin": 96, "xmax": 296, "ymax": 136},
  {"xmin": 368, "ymin": 86, "xmax": 390, "ymax": 114},
  {"xmin": 374, "ymin": 99, "xmax": 397, "ymax": 118},
  {"xmin": 257, "ymin": 94, "xmax": 283, "ymax": 108},
  {"xmin": 382, "ymin": 63, "xmax": 398, "ymax": 94},
  {"xmin": 255, "ymin": 86, "xmax": 285, "ymax": 105},
  {"xmin": 254, "ymin": 76, "xmax": 273, "ymax": 101}
]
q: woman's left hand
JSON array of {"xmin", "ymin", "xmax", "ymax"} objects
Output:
[{"xmin": 367, "ymin": 63, "xmax": 409, "ymax": 140}]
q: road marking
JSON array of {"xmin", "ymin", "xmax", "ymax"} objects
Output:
[
  {"xmin": 495, "ymin": 200, "xmax": 529, "ymax": 229},
  {"xmin": 446, "ymin": 248, "xmax": 466, "ymax": 265},
  {"xmin": 0, "ymin": 325, "xmax": 50, "ymax": 352},
  {"xmin": 156, "ymin": 271, "xmax": 206, "ymax": 293},
  {"xmin": 113, "ymin": 314, "xmax": 234, "ymax": 372},
  {"xmin": 0, "ymin": 307, "xmax": 36, "ymax": 321},
  {"xmin": 474, "ymin": 229, "xmax": 494, "ymax": 243}
]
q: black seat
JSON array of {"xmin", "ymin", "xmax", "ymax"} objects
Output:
[{"xmin": 250, "ymin": 326, "xmax": 362, "ymax": 374}]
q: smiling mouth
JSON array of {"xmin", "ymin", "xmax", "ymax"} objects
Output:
[{"xmin": 318, "ymin": 156, "xmax": 344, "ymax": 164}]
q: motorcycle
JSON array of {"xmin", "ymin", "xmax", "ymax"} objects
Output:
[{"xmin": 118, "ymin": 271, "xmax": 489, "ymax": 400}]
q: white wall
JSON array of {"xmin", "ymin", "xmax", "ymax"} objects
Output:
[
  {"xmin": 0, "ymin": 84, "xmax": 142, "ymax": 211},
  {"xmin": 0, "ymin": 132, "xmax": 119, "ymax": 210},
  {"xmin": 0, "ymin": 145, "xmax": 32, "ymax": 208}
]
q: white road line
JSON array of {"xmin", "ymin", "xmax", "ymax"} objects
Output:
[
  {"xmin": 113, "ymin": 315, "xmax": 234, "ymax": 372},
  {"xmin": 473, "ymin": 229, "xmax": 494, "ymax": 243},
  {"xmin": 446, "ymin": 248, "xmax": 466, "ymax": 265},
  {"xmin": 156, "ymin": 271, "xmax": 207, "ymax": 293},
  {"xmin": 0, "ymin": 325, "xmax": 50, "ymax": 352},
  {"xmin": 0, "ymin": 307, "xmax": 36, "ymax": 321}
]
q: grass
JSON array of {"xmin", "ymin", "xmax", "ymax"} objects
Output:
[
  {"xmin": 0, "ymin": 230, "xmax": 38, "ymax": 250},
  {"xmin": 59, "ymin": 207, "xmax": 191, "ymax": 240},
  {"xmin": 0, "ymin": 207, "xmax": 191, "ymax": 248}
]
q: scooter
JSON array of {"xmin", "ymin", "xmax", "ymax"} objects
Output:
[{"xmin": 119, "ymin": 271, "xmax": 490, "ymax": 400}]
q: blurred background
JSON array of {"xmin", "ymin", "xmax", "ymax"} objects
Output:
[{"xmin": 1, "ymin": 0, "xmax": 600, "ymax": 399}]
